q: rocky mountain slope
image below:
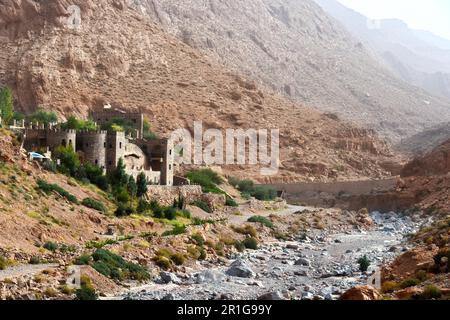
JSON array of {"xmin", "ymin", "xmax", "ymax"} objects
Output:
[
  {"xmin": 401, "ymin": 139, "xmax": 450, "ymax": 177},
  {"xmin": 395, "ymin": 122, "xmax": 450, "ymax": 157},
  {"xmin": 315, "ymin": 0, "xmax": 450, "ymax": 101},
  {"xmin": 0, "ymin": 0, "xmax": 395, "ymax": 182},
  {"xmin": 127, "ymin": 0, "xmax": 450, "ymax": 142}
]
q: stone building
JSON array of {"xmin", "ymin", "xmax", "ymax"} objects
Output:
[{"xmin": 23, "ymin": 109, "xmax": 174, "ymax": 186}]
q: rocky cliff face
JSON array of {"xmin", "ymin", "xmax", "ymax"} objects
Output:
[
  {"xmin": 401, "ymin": 139, "xmax": 450, "ymax": 177},
  {"xmin": 127, "ymin": 0, "xmax": 450, "ymax": 142},
  {"xmin": 0, "ymin": 0, "xmax": 395, "ymax": 182}
]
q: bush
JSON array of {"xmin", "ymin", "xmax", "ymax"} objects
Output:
[
  {"xmin": 76, "ymin": 286, "xmax": 98, "ymax": 300},
  {"xmin": 186, "ymin": 169, "xmax": 224, "ymax": 194},
  {"xmin": 225, "ymin": 196, "xmax": 238, "ymax": 207},
  {"xmin": 191, "ymin": 233, "xmax": 205, "ymax": 246},
  {"xmin": 29, "ymin": 256, "xmax": 42, "ymax": 265},
  {"xmin": 115, "ymin": 203, "xmax": 135, "ymax": 217},
  {"xmin": 357, "ymin": 255, "xmax": 370, "ymax": 272},
  {"xmin": 162, "ymin": 225, "xmax": 186, "ymax": 237},
  {"xmin": 164, "ymin": 206, "xmax": 177, "ymax": 220},
  {"xmin": 381, "ymin": 281, "xmax": 398, "ymax": 293},
  {"xmin": 91, "ymin": 249, "xmax": 150, "ymax": 281},
  {"xmin": 400, "ymin": 278, "xmax": 421, "ymax": 289},
  {"xmin": 0, "ymin": 256, "xmax": 13, "ymax": 270},
  {"xmin": 234, "ymin": 241, "xmax": 246, "ymax": 252},
  {"xmin": 170, "ymin": 253, "xmax": 185, "ymax": 266},
  {"xmin": 242, "ymin": 237, "xmax": 258, "ymax": 250},
  {"xmin": 153, "ymin": 256, "xmax": 172, "ymax": 270},
  {"xmin": 419, "ymin": 285, "xmax": 442, "ymax": 300},
  {"xmin": 230, "ymin": 178, "xmax": 277, "ymax": 201},
  {"xmin": 192, "ymin": 200, "xmax": 212, "ymax": 213},
  {"xmin": 37, "ymin": 180, "xmax": 79, "ymax": 204},
  {"xmin": 247, "ymin": 216, "xmax": 274, "ymax": 228},
  {"xmin": 82, "ymin": 198, "xmax": 107, "ymax": 213},
  {"xmin": 232, "ymin": 225, "xmax": 257, "ymax": 237},
  {"xmin": 74, "ymin": 254, "xmax": 92, "ymax": 265},
  {"xmin": 43, "ymin": 242, "xmax": 58, "ymax": 252}
]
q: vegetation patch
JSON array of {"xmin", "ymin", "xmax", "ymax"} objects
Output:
[
  {"xmin": 37, "ymin": 180, "xmax": 79, "ymax": 204},
  {"xmin": 228, "ymin": 177, "xmax": 277, "ymax": 201},
  {"xmin": 91, "ymin": 249, "xmax": 150, "ymax": 281},
  {"xmin": 82, "ymin": 197, "xmax": 107, "ymax": 213},
  {"xmin": 247, "ymin": 215, "xmax": 274, "ymax": 228}
]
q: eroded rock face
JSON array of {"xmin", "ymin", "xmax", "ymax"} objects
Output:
[
  {"xmin": 401, "ymin": 139, "xmax": 450, "ymax": 177},
  {"xmin": 340, "ymin": 286, "xmax": 382, "ymax": 300}
]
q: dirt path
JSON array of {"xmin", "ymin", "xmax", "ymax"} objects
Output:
[{"xmin": 0, "ymin": 264, "xmax": 58, "ymax": 281}]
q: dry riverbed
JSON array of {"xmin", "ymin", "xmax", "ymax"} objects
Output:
[{"xmin": 115, "ymin": 211, "xmax": 429, "ymax": 300}]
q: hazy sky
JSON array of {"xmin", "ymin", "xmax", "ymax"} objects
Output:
[{"xmin": 338, "ymin": 0, "xmax": 450, "ymax": 40}]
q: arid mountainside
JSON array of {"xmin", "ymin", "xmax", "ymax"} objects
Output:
[
  {"xmin": 0, "ymin": 0, "xmax": 394, "ymax": 182},
  {"xmin": 401, "ymin": 139, "xmax": 450, "ymax": 177},
  {"xmin": 128, "ymin": 0, "xmax": 450, "ymax": 142},
  {"xmin": 316, "ymin": 0, "xmax": 450, "ymax": 101},
  {"xmin": 395, "ymin": 122, "xmax": 450, "ymax": 157}
]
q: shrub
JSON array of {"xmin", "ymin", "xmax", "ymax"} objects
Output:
[
  {"xmin": 357, "ymin": 255, "xmax": 370, "ymax": 272},
  {"xmin": 43, "ymin": 242, "xmax": 58, "ymax": 252},
  {"xmin": 74, "ymin": 254, "xmax": 92, "ymax": 265},
  {"xmin": 29, "ymin": 256, "xmax": 42, "ymax": 265},
  {"xmin": 225, "ymin": 196, "xmax": 238, "ymax": 207},
  {"xmin": 247, "ymin": 216, "xmax": 274, "ymax": 228},
  {"xmin": 419, "ymin": 285, "xmax": 442, "ymax": 300},
  {"xmin": 0, "ymin": 256, "xmax": 13, "ymax": 270},
  {"xmin": 232, "ymin": 225, "xmax": 257, "ymax": 237},
  {"xmin": 162, "ymin": 225, "xmax": 186, "ymax": 237},
  {"xmin": 91, "ymin": 249, "xmax": 150, "ymax": 281},
  {"xmin": 115, "ymin": 203, "xmax": 135, "ymax": 217},
  {"xmin": 234, "ymin": 241, "xmax": 246, "ymax": 252},
  {"xmin": 242, "ymin": 237, "xmax": 258, "ymax": 250},
  {"xmin": 187, "ymin": 169, "xmax": 223, "ymax": 189},
  {"xmin": 170, "ymin": 253, "xmax": 185, "ymax": 266},
  {"xmin": 76, "ymin": 286, "xmax": 98, "ymax": 300},
  {"xmin": 381, "ymin": 281, "xmax": 398, "ymax": 293},
  {"xmin": 192, "ymin": 200, "xmax": 212, "ymax": 213},
  {"xmin": 191, "ymin": 233, "xmax": 205, "ymax": 246},
  {"xmin": 433, "ymin": 248, "xmax": 450, "ymax": 271},
  {"xmin": 153, "ymin": 256, "xmax": 172, "ymax": 270},
  {"xmin": 164, "ymin": 206, "xmax": 177, "ymax": 220},
  {"xmin": 198, "ymin": 247, "xmax": 207, "ymax": 260},
  {"xmin": 37, "ymin": 180, "xmax": 79, "ymax": 204},
  {"xmin": 82, "ymin": 198, "xmax": 107, "ymax": 214},
  {"xmin": 230, "ymin": 178, "xmax": 277, "ymax": 201},
  {"xmin": 400, "ymin": 278, "xmax": 421, "ymax": 289}
]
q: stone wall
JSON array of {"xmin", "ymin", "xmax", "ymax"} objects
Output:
[{"xmin": 146, "ymin": 185, "xmax": 203, "ymax": 206}]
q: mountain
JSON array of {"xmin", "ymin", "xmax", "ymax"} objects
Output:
[
  {"xmin": 0, "ymin": 0, "xmax": 394, "ymax": 183},
  {"xmin": 124, "ymin": 0, "xmax": 450, "ymax": 142},
  {"xmin": 401, "ymin": 139, "xmax": 450, "ymax": 177},
  {"xmin": 395, "ymin": 122, "xmax": 450, "ymax": 157},
  {"xmin": 315, "ymin": 0, "xmax": 450, "ymax": 102}
]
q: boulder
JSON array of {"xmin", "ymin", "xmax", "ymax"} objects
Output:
[
  {"xmin": 159, "ymin": 272, "xmax": 182, "ymax": 284},
  {"xmin": 340, "ymin": 286, "xmax": 382, "ymax": 300},
  {"xmin": 294, "ymin": 258, "xmax": 311, "ymax": 267},
  {"xmin": 226, "ymin": 259, "xmax": 255, "ymax": 278}
]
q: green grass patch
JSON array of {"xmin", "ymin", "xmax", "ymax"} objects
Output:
[
  {"xmin": 247, "ymin": 216, "xmax": 274, "ymax": 228},
  {"xmin": 37, "ymin": 179, "xmax": 79, "ymax": 204}
]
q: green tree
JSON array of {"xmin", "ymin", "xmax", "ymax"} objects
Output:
[
  {"xmin": 136, "ymin": 172, "xmax": 148, "ymax": 198},
  {"xmin": 54, "ymin": 145, "xmax": 81, "ymax": 176},
  {"xmin": 127, "ymin": 175, "xmax": 137, "ymax": 198},
  {"xmin": 29, "ymin": 109, "xmax": 58, "ymax": 126},
  {"xmin": 62, "ymin": 116, "xmax": 97, "ymax": 131},
  {"xmin": 0, "ymin": 87, "xmax": 14, "ymax": 125},
  {"xmin": 109, "ymin": 158, "xmax": 128, "ymax": 189}
]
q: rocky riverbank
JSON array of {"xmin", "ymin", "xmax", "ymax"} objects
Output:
[{"xmin": 116, "ymin": 211, "xmax": 428, "ymax": 300}]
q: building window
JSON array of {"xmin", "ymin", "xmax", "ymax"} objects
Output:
[
  {"xmin": 86, "ymin": 143, "xmax": 89, "ymax": 147},
  {"xmin": 95, "ymin": 160, "xmax": 98, "ymax": 165},
  {"xmin": 109, "ymin": 143, "xmax": 113, "ymax": 149},
  {"xmin": 169, "ymin": 164, "xmax": 172, "ymax": 170},
  {"xmin": 104, "ymin": 142, "xmax": 106, "ymax": 148},
  {"xmin": 119, "ymin": 142, "xmax": 122, "ymax": 149},
  {"xmin": 108, "ymin": 161, "xmax": 112, "ymax": 166},
  {"xmin": 169, "ymin": 149, "xmax": 172, "ymax": 155}
]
